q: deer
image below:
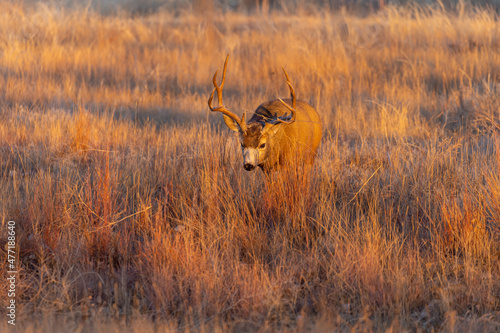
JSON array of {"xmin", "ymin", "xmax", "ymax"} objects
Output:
[{"xmin": 208, "ymin": 55, "xmax": 322, "ymax": 174}]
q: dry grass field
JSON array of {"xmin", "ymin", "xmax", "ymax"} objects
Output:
[{"xmin": 1, "ymin": 1, "xmax": 500, "ymax": 331}]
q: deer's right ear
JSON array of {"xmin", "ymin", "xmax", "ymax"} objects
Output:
[{"xmin": 222, "ymin": 115, "xmax": 241, "ymax": 132}]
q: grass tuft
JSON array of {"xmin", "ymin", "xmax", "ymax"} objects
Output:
[{"xmin": 1, "ymin": 1, "xmax": 500, "ymax": 331}]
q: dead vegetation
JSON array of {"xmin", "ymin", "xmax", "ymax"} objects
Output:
[{"xmin": 0, "ymin": 1, "xmax": 499, "ymax": 331}]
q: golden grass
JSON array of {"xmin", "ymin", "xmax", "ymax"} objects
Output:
[{"xmin": 1, "ymin": 1, "xmax": 500, "ymax": 331}]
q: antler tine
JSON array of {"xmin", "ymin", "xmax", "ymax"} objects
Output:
[
  {"xmin": 212, "ymin": 69, "xmax": 222, "ymax": 106},
  {"xmin": 212, "ymin": 54, "xmax": 229, "ymax": 106},
  {"xmin": 208, "ymin": 55, "xmax": 246, "ymax": 131},
  {"xmin": 221, "ymin": 54, "xmax": 228, "ymax": 88},
  {"xmin": 276, "ymin": 68, "xmax": 297, "ymax": 123},
  {"xmin": 282, "ymin": 68, "xmax": 296, "ymax": 108}
]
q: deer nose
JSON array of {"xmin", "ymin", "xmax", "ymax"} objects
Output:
[{"xmin": 244, "ymin": 163, "xmax": 255, "ymax": 171}]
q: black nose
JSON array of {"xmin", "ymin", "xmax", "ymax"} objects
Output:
[{"xmin": 244, "ymin": 163, "xmax": 255, "ymax": 171}]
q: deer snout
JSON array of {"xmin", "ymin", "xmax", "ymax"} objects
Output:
[
  {"xmin": 242, "ymin": 148, "xmax": 258, "ymax": 171},
  {"xmin": 244, "ymin": 163, "xmax": 255, "ymax": 171}
]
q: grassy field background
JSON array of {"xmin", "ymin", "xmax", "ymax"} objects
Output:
[{"xmin": 1, "ymin": 0, "xmax": 500, "ymax": 331}]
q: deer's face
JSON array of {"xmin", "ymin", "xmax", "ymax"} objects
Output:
[
  {"xmin": 240, "ymin": 123, "xmax": 281, "ymax": 171},
  {"xmin": 240, "ymin": 124, "xmax": 267, "ymax": 171}
]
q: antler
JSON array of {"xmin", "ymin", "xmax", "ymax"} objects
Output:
[
  {"xmin": 208, "ymin": 55, "xmax": 247, "ymax": 132},
  {"xmin": 277, "ymin": 68, "xmax": 297, "ymax": 124}
]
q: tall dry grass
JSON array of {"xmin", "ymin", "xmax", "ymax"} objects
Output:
[{"xmin": 0, "ymin": 1, "xmax": 500, "ymax": 331}]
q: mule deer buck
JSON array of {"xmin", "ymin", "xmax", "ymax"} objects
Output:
[{"xmin": 208, "ymin": 55, "xmax": 322, "ymax": 173}]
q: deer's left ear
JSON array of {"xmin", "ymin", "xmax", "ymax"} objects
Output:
[{"xmin": 223, "ymin": 112, "xmax": 246, "ymax": 133}]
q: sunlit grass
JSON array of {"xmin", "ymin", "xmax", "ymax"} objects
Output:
[{"xmin": 0, "ymin": 1, "xmax": 499, "ymax": 331}]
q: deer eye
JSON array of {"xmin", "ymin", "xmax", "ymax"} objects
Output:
[{"xmin": 259, "ymin": 143, "xmax": 266, "ymax": 149}]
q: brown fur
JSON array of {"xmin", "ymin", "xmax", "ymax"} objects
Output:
[
  {"xmin": 250, "ymin": 99, "xmax": 322, "ymax": 172},
  {"xmin": 242, "ymin": 123, "xmax": 263, "ymax": 148}
]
